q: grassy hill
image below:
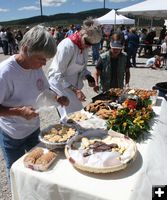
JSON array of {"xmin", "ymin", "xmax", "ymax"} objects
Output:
[
  {"xmin": 0, "ymin": 8, "xmax": 164, "ymax": 28},
  {"xmin": 0, "ymin": 8, "xmax": 110, "ymax": 28}
]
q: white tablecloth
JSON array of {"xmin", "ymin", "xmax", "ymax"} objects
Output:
[{"xmin": 10, "ymin": 97, "xmax": 167, "ymax": 200}]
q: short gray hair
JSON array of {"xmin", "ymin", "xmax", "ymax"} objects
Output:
[
  {"xmin": 20, "ymin": 25, "xmax": 56, "ymax": 58},
  {"xmin": 80, "ymin": 17, "xmax": 102, "ymax": 44}
]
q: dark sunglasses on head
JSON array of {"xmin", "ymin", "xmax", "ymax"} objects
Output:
[{"xmin": 84, "ymin": 38, "xmax": 93, "ymax": 46}]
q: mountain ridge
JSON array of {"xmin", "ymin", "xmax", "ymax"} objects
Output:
[
  {"xmin": 0, "ymin": 8, "xmax": 110, "ymax": 27},
  {"xmin": 0, "ymin": 8, "xmax": 163, "ymax": 28}
]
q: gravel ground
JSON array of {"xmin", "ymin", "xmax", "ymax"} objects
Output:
[{"xmin": 0, "ymin": 52, "xmax": 167, "ymax": 200}]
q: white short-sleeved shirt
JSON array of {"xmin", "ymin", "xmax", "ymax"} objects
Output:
[
  {"xmin": 146, "ymin": 57, "xmax": 156, "ymax": 67},
  {"xmin": 0, "ymin": 55, "xmax": 49, "ymax": 139},
  {"xmin": 161, "ymin": 42, "xmax": 167, "ymax": 54}
]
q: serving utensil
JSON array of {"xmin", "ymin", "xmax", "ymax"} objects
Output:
[{"xmin": 35, "ymin": 89, "xmax": 59, "ymax": 113}]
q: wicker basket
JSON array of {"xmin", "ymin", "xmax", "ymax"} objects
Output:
[{"xmin": 65, "ymin": 130, "xmax": 137, "ymax": 173}]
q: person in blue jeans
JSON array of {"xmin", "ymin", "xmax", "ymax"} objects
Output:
[
  {"xmin": 92, "ymin": 42, "xmax": 100, "ymax": 65},
  {"xmin": 0, "ymin": 26, "xmax": 69, "ymax": 179},
  {"xmin": 0, "ymin": 128, "xmax": 40, "ymax": 176},
  {"xmin": 127, "ymin": 27, "xmax": 139, "ymax": 68}
]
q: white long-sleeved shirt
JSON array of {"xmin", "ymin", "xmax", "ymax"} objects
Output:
[
  {"xmin": 48, "ymin": 38, "xmax": 91, "ymax": 117},
  {"xmin": 48, "ymin": 38, "xmax": 90, "ymax": 95}
]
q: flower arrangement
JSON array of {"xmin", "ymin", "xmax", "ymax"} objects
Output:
[{"xmin": 106, "ymin": 98, "xmax": 155, "ymax": 140}]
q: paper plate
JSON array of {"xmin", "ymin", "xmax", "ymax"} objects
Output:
[{"xmin": 66, "ymin": 110, "xmax": 107, "ymax": 130}]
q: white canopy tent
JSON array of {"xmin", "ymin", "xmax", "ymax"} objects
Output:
[
  {"xmin": 164, "ymin": 20, "xmax": 167, "ymax": 26},
  {"xmin": 96, "ymin": 9, "xmax": 135, "ymax": 25},
  {"xmin": 118, "ymin": 0, "xmax": 167, "ymax": 19}
]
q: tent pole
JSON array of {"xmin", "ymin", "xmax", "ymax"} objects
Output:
[
  {"xmin": 114, "ymin": 9, "xmax": 116, "ymax": 31},
  {"xmin": 150, "ymin": 18, "xmax": 153, "ymax": 28},
  {"xmin": 103, "ymin": 0, "xmax": 106, "ymax": 10},
  {"xmin": 40, "ymin": 0, "xmax": 43, "ymax": 16},
  {"xmin": 137, "ymin": 17, "xmax": 140, "ymax": 28}
]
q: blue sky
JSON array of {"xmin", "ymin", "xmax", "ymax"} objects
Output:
[{"xmin": 0, "ymin": 0, "xmax": 144, "ymax": 22}]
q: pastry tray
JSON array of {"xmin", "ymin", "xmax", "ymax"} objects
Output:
[
  {"xmin": 24, "ymin": 147, "xmax": 57, "ymax": 171},
  {"xmin": 92, "ymin": 88, "xmax": 158, "ymax": 105}
]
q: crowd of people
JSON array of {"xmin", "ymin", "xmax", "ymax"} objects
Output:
[
  {"xmin": 1, "ymin": 24, "xmax": 167, "ymax": 68},
  {"xmin": 0, "ymin": 27, "xmax": 28, "ymax": 56},
  {"xmin": 0, "ymin": 19, "xmax": 167, "ymax": 185}
]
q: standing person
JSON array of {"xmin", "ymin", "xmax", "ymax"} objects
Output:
[
  {"xmin": 54, "ymin": 26, "xmax": 64, "ymax": 45},
  {"xmin": 15, "ymin": 29, "xmax": 23, "ymax": 44},
  {"xmin": 48, "ymin": 18, "xmax": 102, "ymax": 119},
  {"xmin": 138, "ymin": 28, "xmax": 148, "ymax": 57},
  {"xmin": 93, "ymin": 39, "xmax": 130, "ymax": 93},
  {"xmin": 65, "ymin": 24, "xmax": 75, "ymax": 37},
  {"xmin": 0, "ymin": 25, "xmax": 69, "ymax": 177},
  {"xmin": 161, "ymin": 35, "xmax": 167, "ymax": 68},
  {"xmin": 15, "ymin": 29, "xmax": 23, "ymax": 52},
  {"xmin": 100, "ymin": 26, "xmax": 105, "ymax": 50},
  {"xmin": 0, "ymin": 27, "xmax": 8, "ymax": 55},
  {"xmin": 127, "ymin": 27, "xmax": 139, "ymax": 68},
  {"xmin": 6, "ymin": 27, "xmax": 16, "ymax": 55},
  {"xmin": 92, "ymin": 42, "xmax": 100, "ymax": 65},
  {"xmin": 75, "ymin": 24, "xmax": 81, "ymax": 33},
  {"xmin": 123, "ymin": 26, "xmax": 130, "ymax": 53},
  {"xmin": 159, "ymin": 25, "xmax": 166, "ymax": 44},
  {"xmin": 145, "ymin": 28, "xmax": 156, "ymax": 56},
  {"xmin": 50, "ymin": 27, "xmax": 55, "ymax": 36}
]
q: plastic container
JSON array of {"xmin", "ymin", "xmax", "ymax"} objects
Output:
[{"xmin": 23, "ymin": 147, "xmax": 57, "ymax": 171}]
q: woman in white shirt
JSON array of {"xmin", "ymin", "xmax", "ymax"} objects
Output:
[
  {"xmin": 0, "ymin": 26, "xmax": 69, "ymax": 178},
  {"xmin": 48, "ymin": 18, "xmax": 102, "ymax": 120}
]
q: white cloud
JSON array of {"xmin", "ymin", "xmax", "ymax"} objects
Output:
[
  {"xmin": 38, "ymin": 0, "xmax": 67, "ymax": 7},
  {"xmin": 108, "ymin": 0, "xmax": 135, "ymax": 2},
  {"xmin": 18, "ymin": 0, "xmax": 67, "ymax": 12},
  {"xmin": 82, "ymin": 0, "xmax": 103, "ymax": 2},
  {"xmin": 0, "ymin": 8, "xmax": 9, "ymax": 12},
  {"xmin": 82, "ymin": 0, "xmax": 136, "ymax": 2},
  {"xmin": 18, "ymin": 6, "xmax": 40, "ymax": 11}
]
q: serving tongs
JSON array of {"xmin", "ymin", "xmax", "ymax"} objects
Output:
[{"xmin": 104, "ymin": 102, "xmax": 112, "ymax": 110}]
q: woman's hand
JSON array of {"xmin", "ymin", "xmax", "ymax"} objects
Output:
[
  {"xmin": 125, "ymin": 83, "xmax": 130, "ymax": 88},
  {"xmin": 57, "ymin": 96, "xmax": 69, "ymax": 106},
  {"xmin": 17, "ymin": 106, "xmax": 39, "ymax": 120},
  {"xmin": 69, "ymin": 85, "xmax": 86, "ymax": 101},
  {"xmin": 74, "ymin": 89, "xmax": 86, "ymax": 101},
  {"xmin": 93, "ymin": 85, "xmax": 99, "ymax": 93},
  {"xmin": 88, "ymin": 81, "xmax": 95, "ymax": 87}
]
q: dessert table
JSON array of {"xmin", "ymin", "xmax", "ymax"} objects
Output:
[{"xmin": 10, "ymin": 97, "xmax": 167, "ymax": 200}]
